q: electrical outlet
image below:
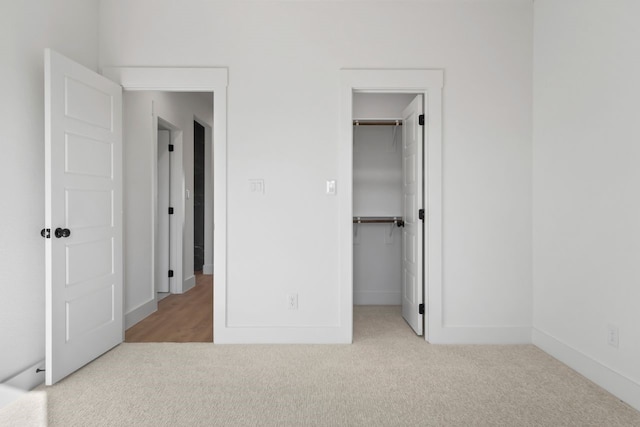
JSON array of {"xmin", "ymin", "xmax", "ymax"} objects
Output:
[
  {"xmin": 607, "ymin": 324, "xmax": 619, "ymax": 348},
  {"xmin": 287, "ymin": 293, "xmax": 298, "ymax": 310}
]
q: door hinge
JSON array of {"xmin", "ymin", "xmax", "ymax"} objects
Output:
[
  {"xmin": 40, "ymin": 228, "xmax": 51, "ymax": 239},
  {"xmin": 168, "ymin": 144, "xmax": 174, "ymax": 152},
  {"xmin": 168, "ymin": 207, "xmax": 174, "ymax": 215},
  {"xmin": 419, "ymin": 303, "xmax": 425, "ymax": 315},
  {"xmin": 419, "ymin": 114, "xmax": 425, "ymax": 126},
  {"xmin": 168, "ymin": 270, "xmax": 174, "ymax": 278},
  {"xmin": 418, "ymin": 209, "xmax": 425, "ymax": 222}
]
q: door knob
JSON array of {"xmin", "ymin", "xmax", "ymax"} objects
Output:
[{"xmin": 55, "ymin": 228, "xmax": 71, "ymax": 238}]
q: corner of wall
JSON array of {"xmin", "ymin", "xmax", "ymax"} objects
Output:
[{"xmin": 533, "ymin": 328, "xmax": 640, "ymax": 412}]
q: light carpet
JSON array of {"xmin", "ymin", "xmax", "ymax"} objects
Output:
[
  {"xmin": 41, "ymin": 306, "xmax": 640, "ymax": 426},
  {"xmin": 0, "ymin": 389, "xmax": 46, "ymax": 427}
]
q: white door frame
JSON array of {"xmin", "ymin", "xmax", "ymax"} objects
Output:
[
  {"xmin": 102, "ymin": 67, "xmax": 228, "ymax": 343},
  {"xmin": 339, "ymin": 69, "xmax": 444, "ymax": 343}
]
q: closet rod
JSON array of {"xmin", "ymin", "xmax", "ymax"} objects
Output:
[
  {"xmin": 353, "ymin": 216, "xmax": 404, "ymax": 227},
  {"xmin": 353, "ymin": 119, "xmax": 402, "ymax": 126}
]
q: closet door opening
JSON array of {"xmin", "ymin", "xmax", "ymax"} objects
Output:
[{"xmin": 352, "ymin": 93, "xmax": 424, "ymax": 336}]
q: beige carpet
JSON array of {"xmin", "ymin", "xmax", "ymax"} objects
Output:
[
  {"xmin": 0, "ymin": 390, "xmax": 47, "ymax": 426},
  {"xmin": 41, "ymin": 306, "xmax": 639, "ymax": 426}
]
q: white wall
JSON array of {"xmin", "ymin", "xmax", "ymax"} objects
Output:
[
  {"xmin": 353, "ymin": 94, "xmax": 413, "ymax": 305},
  {"xmin": 353, "ymin": 125, "xmax": 403, "ymax": 305},
  {"xmin": 100, "ymin": 0, "xmax": 533, "ymax": 341},
  {"xmin": 123, "ymin": 91, "xmax": 213, "ymax": 328},
  {"xmin": 0, "ymin": 0, "xmax": 99, "ymax": 384},
  {"xmin": 532, "ymin": 0, "xmax": 640, "ymax": 410}
]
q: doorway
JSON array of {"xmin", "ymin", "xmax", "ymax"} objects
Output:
[
  {"xmin": 45, "ymin": 58, "xmax": 228, "ymax": 384},
  {"xmin": 339, "ymin": 69, "xmax": 444, "ymax": 344},
  {"xmin": 120, "ymin": 91, "xmax": 214, "ymax": 342},
  {"xmin": 352, "ymin": 93, "xmax": 424, "ymax": 337}
]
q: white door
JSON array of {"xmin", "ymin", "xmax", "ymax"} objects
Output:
[
  {"xmin": 156, "ymin": 129, "xmax": 171, "ymax": 293},
  {"xmin": 401, "ymin": 95, "xmax": 424, "ymax": 335},
  {"xmin": 44, "ymin": 49, "xmax": 123, "ymax": 385}
]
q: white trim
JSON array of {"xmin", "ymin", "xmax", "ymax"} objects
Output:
[
  {"xmin": 1, "ymin": 360, "xmax": 45, "ymax": 392},
  {"xmin": 101, "ymin": 68, "xmax": 228, "ymax": 91},
  {"xmin": 340, "ymin": 69, "xmax": 444, "ymax": 344},
  {"xmin": 214, "ymin": 327, "xmax": 346, "ymax": 344},
  {"xmin": 430, "ymin": 326, "xmax": 531, "ymax": 344},
  {"xmin": 533, "ymin": 328, "xmax": 640, "ymax": 412},
  {"xmin": 124, "ymin": 299, "xmax": 156, "ymax": 330},
  {"xmin": 0, "ymin": 385, "xmax": 25, "ymax": 410},
  {"xmin": 354, "ymin": 291, "xmax": 401, "ymax": 306},
  {"xmin": 183, "ymin": 275, "xmax": 196, "ymax": 293},
  {"xmin": 102, "ymin": 66, "xmax": 228, "ymax": 343},
  {"xmin": 202, "ymin": 264, "xmax": 214, "ymax": 275}
]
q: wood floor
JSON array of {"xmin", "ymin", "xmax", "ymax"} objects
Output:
[{"xmin": 125, "ymin": 273, "xmax": 213, "ymax": 342}]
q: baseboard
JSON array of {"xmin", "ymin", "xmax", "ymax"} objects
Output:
[
  {"xmin": 183, "ymin": 275, "xmax": 196, "ymax": 293},
  {"xmin": 354, "ymin": 291, "xmax": 401, "ymax": 305},
  {"xmin": 533, "ymin": 328, "xmax": 640, "ymax": 412},
  {"xmin": 0, "ymin": 385, "xmax": 24, "ymax": 410},
  {"xmin": 1, "ymin": 360, "xmax": 45, "ymax": 392},
  {"xmin": 125, "ymin": 299, "xmax": 156, "ymax": 329},
  {"xmin": 215, "ymin": 326, "xmax": 350, "ymax": 344},
  {"xmin": 203, "ymin": 264, "xmax": 213, "ymax": 275},
  {"xmin": 429, "ymin": 325, "xmax": 531, "ymax": 344}
]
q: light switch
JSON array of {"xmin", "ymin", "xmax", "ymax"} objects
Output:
[{"xmin": 326, "ymin": 180, "xmax": 337, "ymax": 195}]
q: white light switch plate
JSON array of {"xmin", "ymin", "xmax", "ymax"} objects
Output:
[{"xmin": 326, "ymin": 180, "xmax": 336, "ymax": 195}]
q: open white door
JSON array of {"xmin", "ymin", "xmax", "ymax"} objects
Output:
[
  {"xmin": 44, "ymin": 49, "xmax": 123, "ymax": 385},
  {"xmin": 401, "ymin": 95, "xmax": 424, "ymax": 335},
  {"xmin": 156, "ymin": 129, "xmax": 171, "ymax": 293}
]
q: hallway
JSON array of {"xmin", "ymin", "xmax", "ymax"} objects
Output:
[{"xmin": 125, "ymin": 273, "xmax": 213, "ymax": 342}]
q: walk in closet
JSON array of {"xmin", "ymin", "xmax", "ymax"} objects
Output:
[{"xmin": 353, "ymin": 93, "xmax": 425, "ymax": 334}]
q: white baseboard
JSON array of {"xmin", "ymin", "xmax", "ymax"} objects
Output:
[
  {"xmin": 354, "ymin": 291, "xmax": 401, "ymax": 305},
  {"xmin": 0, "ymin": 385, "xmax": 25, "ymax": 410},
  {"xmin": 533, "ymin": 328, "xmax": 640, "ymax": 412},
  {"xmin": 215, "ymin": 326, "xmax": 350, "ymax": 344},
  {"xmin": 1, "ymin": 360, "xmax": 45, "ymax": 392},
  {"xmin": 429, "ymin": 325, "xmax": 531, "ymax": 344},
  {"xmin": 125, "ymin": 299, "xmax": 156, "ymax": 329},
  {"xmin": 203, "ymin": 264, "xmax": 213, "ymax": 275},
  {"xmin": 183, "ymin": 275, "xmax": 196, "ymax": 293}
]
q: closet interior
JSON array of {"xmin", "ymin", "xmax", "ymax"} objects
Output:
[{"xmin": 353, "ymin": 93, "xmax": 422, "ymax": 332}]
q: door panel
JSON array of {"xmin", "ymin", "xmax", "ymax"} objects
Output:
[
  {"xmin": 156, "ymin": 129, "xmax": 171, "ymax": 293},
  {"xmin": 45, "ymin": 49, "xmax": 123, "ymax": 385},
  {"xmin": 401, "ymin": 95, "xmax": 424, "ymax": 335},
  {"xmin": 65, "ymin": 189, "xmax": 113, "ymax": 228},
  {"xmin": 64, "ymin": 133, "xmax": 113, "ymax": 177}
]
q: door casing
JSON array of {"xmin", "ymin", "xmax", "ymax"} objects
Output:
[
  {"xmin": 102, "ymin": 67, "xmax": 228, "ymax": 342},
  {"xmin": 339, "ymin": 69, "xmax": 444, "ymax": 343}
]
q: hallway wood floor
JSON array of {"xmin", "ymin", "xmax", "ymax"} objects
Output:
[{"xmin": 125, "ymin": 273, "xmax": 213, "ymax": 342}]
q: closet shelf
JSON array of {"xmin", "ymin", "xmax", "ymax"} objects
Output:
[{"xmin": 353, "ymin": 216, "xmax": 404, "ymax": 227}]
